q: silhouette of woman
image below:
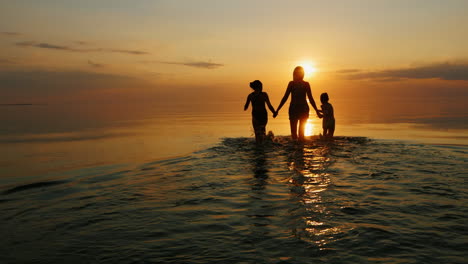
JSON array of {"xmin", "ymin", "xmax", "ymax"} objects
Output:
[{"xmin": 275, "ymin": 66, "xmax": 319, "ymax": 141}]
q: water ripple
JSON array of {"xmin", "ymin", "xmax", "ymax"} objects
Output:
[{"xmin": 1, "ymin": 136, "xmax": 467, "ymax": 263}]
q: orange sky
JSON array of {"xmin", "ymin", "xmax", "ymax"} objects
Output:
[{"xmin": 1, "ymin": 0, "xmax": 468, "ymax": 105}]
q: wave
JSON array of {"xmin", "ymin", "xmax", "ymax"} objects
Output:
[
  {"xmin": 1, "ymin": 136, "xmax": 466, "ymax": 263},
  {"xmin": 2, "ymin": 180, "xmax": 68, "ymax": 195},
  {"xmin": 0, "ymin": 132, "xmax": 135, "ymax": 144}
]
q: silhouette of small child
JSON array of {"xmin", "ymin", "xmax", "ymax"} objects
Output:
[
  {"xmin": 244, "ymin": 80, "xmax": 276, "ymax": 143},
  {"xmin": 317, "ymin": 93, "xmax": 335, "ymax": 139}
]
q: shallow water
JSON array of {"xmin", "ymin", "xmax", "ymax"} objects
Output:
[{"xmin": 1, "ymin": 136, "xmax": 467, "ymax": 263}]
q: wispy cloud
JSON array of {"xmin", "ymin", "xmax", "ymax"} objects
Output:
[
  {"xmin": 1, "ymin": 32, "xmax": 21, "ymax": 37},
  {"xmin": 74, "ymin": 41, "xmax": 89, "ymax": 45},
  {"xmin": 16, "ymin": 41, "xmax": 75, "ymax": 51},
  {"xmin": 144, "ymin": 60, "xmax": 224, "ymax": 69},
  {"xmin": 0, "ymin": 58, "xmax": 16, "ymax": 64},
  {"xmin": 337, "ymin": 61, "xmax": 468, "ymax": 81},
  {"xmin": 88, "ymin": 60, "xmax": 104, "ymax": 68},
  {"xmin": 15, "ymin": 41, "xmax": 150, "ymax": 55},
  {"xmin": 336, "ymin": 69, "xmax": 361, "ymax": 74},
  {"xmin": 109, "ymin": 49, "xmax": 149, "ymax": 55}
]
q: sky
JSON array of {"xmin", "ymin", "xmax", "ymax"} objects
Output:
[{"xmin": 1, "ymin": 0, "xmax": 468, "ymax": 105}]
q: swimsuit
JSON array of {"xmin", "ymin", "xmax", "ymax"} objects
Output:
[
  {"xmin": 321, "ymin": 103, "xmax": 335, "ymax": 130},
  {"xmin": 288, "ymin": 81, "xmax": 310, "ymax": 120},
  {"xmin": 251, "ymin": 92, "xmax": 268, "ymax": 135},
  {"xmin": 323, "ymin": 118, "xmax": 335, "ymax": 130},
  {"xmin": 289, "ymin": 103, "xmax": 309, "ymax": 120}
]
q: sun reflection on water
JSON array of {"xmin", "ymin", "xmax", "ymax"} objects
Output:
[
  {"xmin": 304, "ymin": 118, "xmax": 319, "ymax": 137},
  {"xmin": 287, "ymin": 143, "xmax": 340, "ymax": 249}
]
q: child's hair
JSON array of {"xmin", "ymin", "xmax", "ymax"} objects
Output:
[
  {"xmin": 320, "ymin": 92, "xmax": 329, "ymax": 103},
  {"xmin": 250, "ymin": 80, "xmax": 263, "ymax": 91},
  {"xmin": 293, "ymin": 66, "xmax": 304, "ymax": 81}
]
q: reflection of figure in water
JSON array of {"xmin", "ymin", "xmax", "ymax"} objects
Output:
[
  {"xmin": 275, "ymin": 66, "xmax": 319, "ymax": 141},
  {"xmin": 251, "ymin": 148, "xmax": 269, "ymax": 190},
  {"xmin": 244, "ymin": 80, "xmax": 276, "ymax": 144},
  {"xmin": 317, "ymin": 92, "xmax": 335, "ymax": 139}
]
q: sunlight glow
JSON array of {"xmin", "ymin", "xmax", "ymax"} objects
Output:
[
  {"xmin": 298, "ymin": 61, "xmax": 318, "ymax": 78},
  {"xmin": 305, "ymin": 120, "xmax": 316, "ymax": 136}
]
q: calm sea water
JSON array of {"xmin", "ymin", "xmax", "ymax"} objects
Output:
[{"xmin": 1, "ymin": 102, "xmax": 467, "ymax": 263}]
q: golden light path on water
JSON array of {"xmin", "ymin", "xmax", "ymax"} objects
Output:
[{"xmin": 287, "ymin": 142, "xmax": 340, "ymax": 249}]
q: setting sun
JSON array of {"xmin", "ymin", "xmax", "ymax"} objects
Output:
[{"xmin": 298, "ymin": 61, "xmax": 318, "ymax": 77}]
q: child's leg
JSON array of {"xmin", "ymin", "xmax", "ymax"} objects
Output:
[
  {"xmin": 328, "ymin": 120, "xmax": 335, "ymax": 138},
  {"xmin": 253, "ymin": 119, "xmax": 266, "ymax": 144},
  {"xmin": 322, "ymin": 120, "xmax": 326, "ymax": 137},
  {"xmin": 256, "ymin": 124, "xmax": 266, "ymax": 143},
  {"xmin": 252, "ymin": 118, "xmax": 260, "ymax": 143}
]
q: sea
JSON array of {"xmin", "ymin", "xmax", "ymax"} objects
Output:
[{"xmin": 1, "ymin": 100, "xmax": 467, "ymax": 264}]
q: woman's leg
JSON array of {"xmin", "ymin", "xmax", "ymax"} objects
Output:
[
  {"xmin": 290, "ymin": 119, "xmax": 298, "ymax": 140},
  {"xmin": 298, "ymin": 118, "xmax": 307, "ymax": 141}
]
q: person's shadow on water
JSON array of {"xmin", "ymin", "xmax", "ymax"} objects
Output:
[
  {"xmin": 252, "ymin": 148, "xmax": 269, "ymax": 187},
  {"xmin": 243, "ymin": 147, "xmax": 274, "ymax": 257}
]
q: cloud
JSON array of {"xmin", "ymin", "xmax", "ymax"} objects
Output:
[
  {"xmin": 109, "ymin": 49, "xmax": 149, "ymax": 55},
  {"xmin": 180, "ymin": 61, "xmax": 224, "ymax": 69},
  {"xmin": 1, "ymin": 32, "xmax": 21, "ymax": 37},
  {"xmin": 74, "ymin": 41, "xmax": 89, "ymax": 45},
  {"xmin": 145, "ymin": 60, "xmax": 224, "ymax": 69},
  {"xmin": 15, "ymin": 41, "xmax": 149, "ymax": 55},
  {"xmin": 88, "ymin": 60, "xmax": 104, "ymax": 68},
  {"xmin": 16, "ymin": 41, "xmax": 75, "ymax": 51},
  {"xmin": 337, "ymin": 61, "xmax": 468, "ymax": 81},
  {"xmin": 0, "ymin": 58, "xmax": 16, "ymax": 64},
  {"xmin": 336, "ymin": 69, "xmax": 361, "ymax": 74}
]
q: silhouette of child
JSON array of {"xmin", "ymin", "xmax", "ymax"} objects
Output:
[
  {"xmin": 318, "ymin": 93, "xmax": 335, "ymax": 139},
  {"xmin": 244, "ymin": 80, "xmax": 276, "ymax": 143}
]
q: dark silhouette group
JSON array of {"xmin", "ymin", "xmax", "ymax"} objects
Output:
[{"xmin": 244, "ymin": 66, "xmax": 335, "ymax": 143}]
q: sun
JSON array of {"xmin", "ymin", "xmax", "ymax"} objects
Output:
[
  {"xmin": 298, "ymin": 61, "xmax": 318, "ymax": 78},
  {"xmin": 305, "ymin": 120, "xmax": 316, "ymax": 137}
]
